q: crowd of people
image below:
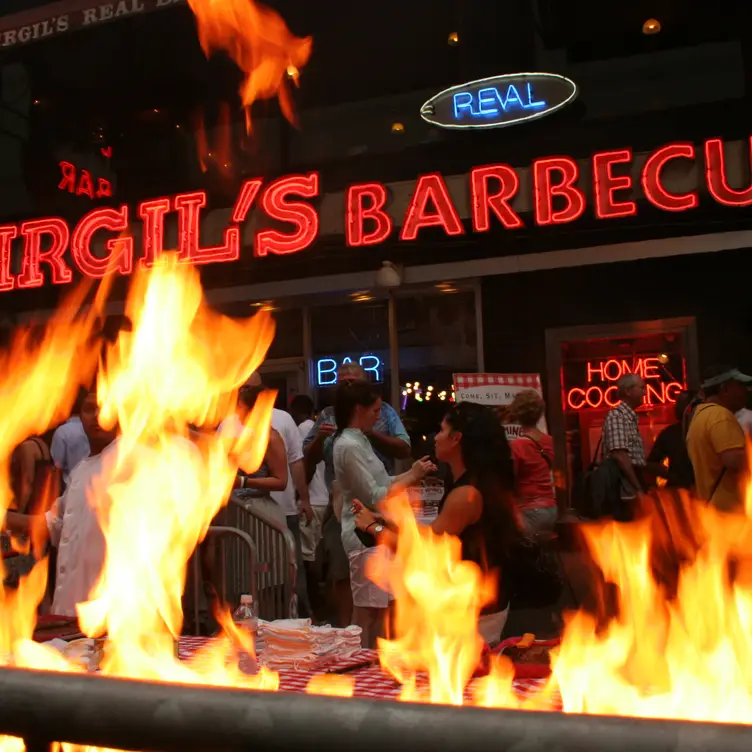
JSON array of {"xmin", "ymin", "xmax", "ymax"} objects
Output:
[
  {"xmin": 593, "ymin": 364, "xmax": 751, "ymax": 518},
  {"xmin": 1, "ymin": 359, "xmax": 749, "ymax": 651}
]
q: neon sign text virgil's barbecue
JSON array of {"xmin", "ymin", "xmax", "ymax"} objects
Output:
[{"xmin": 1, "ymin": 135, "xmax": 751, "ymax": 293}]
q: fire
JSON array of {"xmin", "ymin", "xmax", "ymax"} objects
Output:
[
  {"xmin": 369, "ymin": 493, "xmax": 496, "ymax": 705},
  {"xmin": 552, "ymin": 490, "xmax": 752, "ymax": 722},
  {"xmin": 361, "ymin": 457, "xmax": 752, "ymax": 722},
  {"xmin": 0, "ymin": 254, "xmax": 750, "ymax": 749},
  {"xmin": 186, "ymin": 0, "xmax": 312, "ymax": 131},
  {"xmin": 0, "ymin": 279, "xmax": 109, "ymax": 666},
  {"xmin": 74, "ymin": 256, "xmax": 277, "ymax": 689},
  {"xmin": 305, "ymin": 674, "xmax": 355, "ymax": 697},
  {"xmin": 0, "ymin": 258, "xmax": 279, "ymax": 750}
]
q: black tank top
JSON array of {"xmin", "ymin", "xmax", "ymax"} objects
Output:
[
  {"xmin": 10, "ymin": 437, "xmax": 57, "ymax": 514},
  {"xmin": 439, "ymin": 472, "xmax": 511, "ymax": 614}
]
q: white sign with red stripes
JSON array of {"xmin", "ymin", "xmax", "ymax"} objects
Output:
[{"xmin": 453, "ymin": 373, "xmax": 547, "ymax": 439}]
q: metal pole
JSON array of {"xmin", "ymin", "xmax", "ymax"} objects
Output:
[
  {"xmin": 302, "ymin": 305, "xmax": 312, "ymax": 396},
  {"xmin": 0, "ymin": 666, "xmax": 751, "ymax": 752},
  {"xmin": 474, "ymin": 279, "xmax": 485, "ymax": 373},
  {"xmin": 387, "ymin": 291, "xmax": 400, "ymax": 411}
]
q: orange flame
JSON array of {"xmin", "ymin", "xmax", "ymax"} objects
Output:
[
  {"xmin": 551, "ymin": 487, "xmax": 752, "ymax": 722},
  {"xmin": 305, "ymin": 673, "xmax": 355, "ymax": 697},
  {"xmin": 75, "ymin": 255, "xmax": 277, "ymax": 686},
  {"xmin": 359, "ymin": 452, "xmax": 752, "ymax": 721},
  {"xmin": 370, "ymin": 493, "xmax": 496, "ymax": 705},
  {"xmin": 186, "ymin": 0, "xmax": 312, "ymax": 131},
  {"xmin": 1, "ymin": 267, "xmax": 751, "ymax": 748},
  {"xmin": 0, "ymin": 258, "xmax": 280, "ymax": 750},
  {"xmin": 0, "ymin": 279, "xmax": 109, "ymax": 664}
]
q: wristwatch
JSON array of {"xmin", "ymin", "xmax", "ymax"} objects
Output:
[{"xmin": 371, "ymin": 523, "xmax": 384, "ymax": 535}]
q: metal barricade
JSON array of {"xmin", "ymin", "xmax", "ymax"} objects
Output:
[
  {"xmin": 185, "ymin": 499, "xmax": 297, "ymax": 633},
  {"xmin": 222, "ymin": 496, "xmax": 298, "ymax": 622},
  {"xmin": 188, "ymin": 526, "xmax": 258, "ymax": 636}
]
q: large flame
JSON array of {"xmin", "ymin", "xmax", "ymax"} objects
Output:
[
  {"xmin": 2, "ymin": 248, "xmax": 752, "ymax": 751},
  {"xmin": 369, "ymin": 493, "xmax": 496, "ymax": 705},
  {"xmin": 552, "ymin": 466, "xmax": 752, "ymax": 722},
  {"xmin": 0, "ymin": 279, "xmax": 110, "ymax": 667},
  {"xmin": 186, "ymin": 0, "xmax": 312, "ymax": 131},
  {"xmin": 76, "ymin": 256, "xmax": 278, "ymax": 688},
  {"xmin": 363, "ymin": 454, "xmax": 752, "ymax": 721},
  {"xmin": 0, "ymin": 259, "xmax": 279, "ymax": 751}
]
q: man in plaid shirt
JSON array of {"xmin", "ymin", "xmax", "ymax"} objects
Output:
[{"xmin": 602, "ymin": 374, "xmax": 648, "ymax": 501}]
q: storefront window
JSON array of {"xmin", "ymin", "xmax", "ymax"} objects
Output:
[
  {"xmin": 265, "ymin": 308, "xmax": 304, "ymax": 360},
  {"xmin": 310, "ymin": 300, "xmax": 390, "ymax": 410},
  {"xmin": 396, "ymin": 290, "xmax": 477, "ymax": 455},
  {"xmin": 559, "ymin": 331, "xmax": 689, "ymax": 506}
]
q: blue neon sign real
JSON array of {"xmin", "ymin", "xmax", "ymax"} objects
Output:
[
  {"xmin": 316, "ymin": 354, "xmax": 384, "ymax": 386},
  {"xmin": 420, "ymin": 72, "xmax": 578, "ymax": 131}
]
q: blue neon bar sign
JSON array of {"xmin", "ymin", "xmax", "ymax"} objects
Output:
[
  {"xmin": 420, "ymin": 72, "xmax": 578, "ymax": 131},
  {"xmin": 316, "ymin": 354, "xmax": 384, "ymax": 386}
]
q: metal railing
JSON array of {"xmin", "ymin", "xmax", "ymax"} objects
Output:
[
  {"xmin": 2, "ymin": 665, "xmax": 752, "ymax": 752},
  {"xmin": 185, "ymin": 496, "xmax": 299, "ymax": 633},
  {"xmin": 187, "ymin": 526, "xmax": 258, "ymax": 637},
  {"xmin": 222, "ymin": 496, "xmax": 298, "ymax": 622}
]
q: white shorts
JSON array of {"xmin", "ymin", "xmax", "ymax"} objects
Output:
[
  {"xmin": 347, "ymin": 547, "xmax": 392, "ymax": 609},
  {"xmin": 299, "ymin": 505, "xmax": 328, "ymax": 562}
]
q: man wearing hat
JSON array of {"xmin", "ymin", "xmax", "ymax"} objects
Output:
[{"xmin": 686, "ymin": 365, "xmax": 751, "ymax": 512}]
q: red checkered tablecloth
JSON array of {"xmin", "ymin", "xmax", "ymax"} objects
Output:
[{"xmin": 178, "ymin": 636, "xmax": 550, "ymax": 702}]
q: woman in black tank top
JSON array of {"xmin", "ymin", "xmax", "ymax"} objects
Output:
[
  {"xmin": 3, "ymin": 436, "xmax": 59, "ymax": 590},
  {"xmin": 352, "ymin": 402, "xmax": 520, "ymax": 645},
  {"xmin": 10, "ymin": 437, "xmax": 58, "ymax": 514}
]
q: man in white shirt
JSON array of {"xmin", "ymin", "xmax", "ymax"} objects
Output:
[
  {"xmin": 290, "ymin": 394, "xmax": 329, "ymax": 618},
  {"xmin": 244, "ymin": 373, "xmax": 312, "ymax": 617},
  {"xmin": 5, "ymin": 390, "xmax": 116, "ymax": 616}
]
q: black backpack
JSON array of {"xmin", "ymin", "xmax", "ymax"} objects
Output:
[{"xmin": 581, "ymin": 436, "xmax": 625, "ymax": 520}]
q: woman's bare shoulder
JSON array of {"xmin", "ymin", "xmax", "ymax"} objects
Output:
[{"xmin": 443, "ymin": 483, "xmax": 482, "ymax": 510}]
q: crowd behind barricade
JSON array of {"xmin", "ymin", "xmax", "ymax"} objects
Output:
[{"xmin": 1, "ymin": 361, "xmax": 750, "ymax": 649}]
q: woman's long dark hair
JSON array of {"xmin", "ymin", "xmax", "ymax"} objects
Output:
[
  {"xmin": 333, "ymin": 380, "xmax": 380, "ymax": 438},
  {"xmin": 444, "ymin": 401, "xmax": 519, "ymax": 547}
]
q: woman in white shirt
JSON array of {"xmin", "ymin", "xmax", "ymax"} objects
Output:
[{"xmin": 333, "ymin": 380, "xmax": 434, "ymax": 648}]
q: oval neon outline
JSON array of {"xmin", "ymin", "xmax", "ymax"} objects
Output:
[{"xmin": 420, "ymin": 72, "xmax": 578, "ymax": 131}]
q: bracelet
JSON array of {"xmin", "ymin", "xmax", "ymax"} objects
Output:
[{"xmin": 366, "ymin": 521, "xmax": 376, "ymax": 532}]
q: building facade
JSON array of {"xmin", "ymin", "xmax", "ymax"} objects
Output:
[{"xmin": 1, "ymin": 0, "xmax": 750, "ymax": 504}]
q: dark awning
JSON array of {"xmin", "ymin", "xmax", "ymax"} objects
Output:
[{"xmin": 0, "ymin": 0, "xmax": 184, "ymax": 51}]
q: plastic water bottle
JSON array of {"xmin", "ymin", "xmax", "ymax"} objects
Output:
[
  {"xmin": 233, "ymin": 594, "xmax": 259, "ymax": 634},
  {"xmin": 231, "ymin": 595, "xmax": 260, "ymax": 675}
]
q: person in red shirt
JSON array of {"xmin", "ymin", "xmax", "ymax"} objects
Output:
[{"xmin": 506, "ymin": 390, "xmax": 557, "ymax": 539}]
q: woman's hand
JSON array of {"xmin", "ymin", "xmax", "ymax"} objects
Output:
[
  {"xmin": 411, "ymin": 455, "xmax": 437, "ymax": 481},
  {"xmin": 351, "ymin": 499, "xmax": 378, "ymax": 531}
]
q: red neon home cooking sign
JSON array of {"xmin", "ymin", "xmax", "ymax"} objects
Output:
[
  {"xmin": 566, "ymin": 357, "xmax": 685, "ymax": 411},
  {"xmin": 0, "ymin": 135, "xmax": 751, "ymax": 292}
]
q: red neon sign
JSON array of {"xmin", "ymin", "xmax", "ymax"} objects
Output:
[
  {"xmin": 532, "ymin": 156, "xmax": 586, "ymax": 225},
  {"xmin": 565, "ymin": 356, "xmax": 685, "ymax": 411},
  {"xmin": 0, "ymin": 135, "xmax": 749, "ymax": 293},
  {"xmin": 58, "ymin": 161, "xmax": 113, "ymax": 200}
]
